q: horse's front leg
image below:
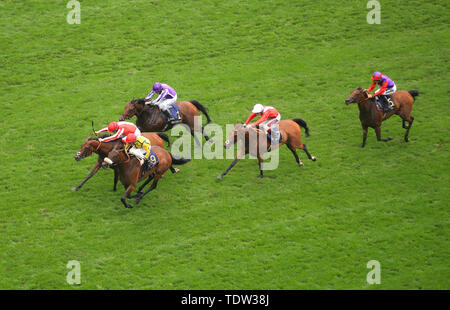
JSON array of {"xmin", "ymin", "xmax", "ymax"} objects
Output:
[
  {"xmin": 362, "ymin": 125, "xmax": 368, "ymax": 148},
  {"xmin": 257, "ymin": 155, "xmax": 264, "ymax": 178},
  {"xmin": 72, "ymin": 160, "xmax": 101, "ymax": 191},
  {"xmin": 375, "ymin": 125, "xmax": 392, "ymax": 142},
  {"xmin": 217, "ymin": 157, "xmax": 240, "ymax": 179},
  {"xmin": 121, "ymin": 184, "xmax": 136, "ymax": 208},
  {"xmin": 112, "ymin": 167, "xmax": 119, "ymax": 192}
]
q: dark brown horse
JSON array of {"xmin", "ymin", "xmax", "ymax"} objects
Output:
[
  {"xmin": 102, "ymin": 145, "xmax": 191, "ymax": 208},
  {"xmin": 119, "ymin": 98, "xmax": 212, "ymax": 145},
  {"xmin": 218, "ymin": 119, "xmax": 316, "ymax": 179},
  {"xmin": 345, "ymin": 87, "xmax": 418, "ymax": 147},
  {"xmin": 73, "ymin": 132, "xmax": 171, "ymax": 191}
]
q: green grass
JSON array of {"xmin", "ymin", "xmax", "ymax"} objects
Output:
[{"xmin": 0, "ymin": 0, "xmax": 449, "ymax": 289}]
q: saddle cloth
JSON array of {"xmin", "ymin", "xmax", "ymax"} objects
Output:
[
  {"xmin": 164, "ymin": 104, "xmax": 182, "ymax": 123},
  {"xmin": 376, "ymin": 95, "xmax": 395, "ymax": 112}
]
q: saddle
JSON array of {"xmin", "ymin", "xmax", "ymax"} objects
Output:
[
  {"xmin": 161, "ymin": 104, "xmax": 182, "ymax": 125},
  {"xmin": 375, "ymin": 95, "xmax": 395, "ymax": 112}
]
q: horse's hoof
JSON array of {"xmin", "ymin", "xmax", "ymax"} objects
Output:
[
  {"xmin": 258, "ymin": 175, "xmax": 263, "ymax": 178},
  {"xmin": 72, "ymin": 187, "xmax": 79, "ymax": 192},
  {"xmin": 388, "ymin": 137, "xmax": 393, "ymax": 141},
  {"xmin": 173, "ymin": 168, "xmax": 180, "ymax": 173},
  {"xmin": 299, "ymin": 162, "xmax": 304, "ymax": 167},
  {"xmin": 405, "ymin": 137, "xmax": 409, "ymax": 142},
  {"xmin": 207, "ymin": 138, "xmax": 214, "ymax": 143},
  {"xmin": 125, "ymin": 204, "xmax": 133, "ymax": 209},
  {"xmin": 217, "ymin": 174, "xmax": 223, "ymax": 179},
  {"xmin": 311, "ymin": 156, "xmax": 317, "ymax": 161}
]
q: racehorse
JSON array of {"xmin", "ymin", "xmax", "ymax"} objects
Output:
[
  {"xmin": 218, "ymin": 119, "xmax": 316, "ymax": 179},
  {"xmin": 102, "ymin": 145, "xmax": 191, "ymax": 208},
  {"xmin": 345, "ymin": 87, "xmax": 418, "ymax": 147},
  {"xmin": 73, "ymin": 132, "xmax": 172, "ymax": 191},
  {"xmin": 119, "ymin": 98, "xmax": 212, "ymax": 145}
]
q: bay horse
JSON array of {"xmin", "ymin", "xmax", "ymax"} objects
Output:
[
  {"xmin": 73, "ymin": 132, "xmax": 172, "ymax": 191},
  {"xmin": 218, "ymin": 118, "xmax": 316, "ymax": 179},
  {"xmin": 119, "ymin": 98, "xmax": 212, "ymax": 145},
  {"xmin": 102, "ymin": 145, "xmax": 191, "ymax": 208},
  {"xmin": 345, "ymin": 87, "xmax": 418, "ymax": 147}
]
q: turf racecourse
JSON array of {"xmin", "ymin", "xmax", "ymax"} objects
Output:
[{"xmin": 0, "ymin": 0, "xmax": 448, "ymax": 289}]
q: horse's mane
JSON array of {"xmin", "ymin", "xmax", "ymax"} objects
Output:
[{"xmin": 133, "ymin": 98, "xmax": 147, "ymax": 106}]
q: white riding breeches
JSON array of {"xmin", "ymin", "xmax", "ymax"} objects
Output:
[
  {"xmin": 376, "ymin": 85, "xmax": 397, "ymax": 95},
  {"xmin": 155, "ymin": 95, "xmax": 177, "ymax": 111},
  {"xmin": 128, "ymin": 147, "xmax": 147, "ymax": 161},
  {"xmin": 259, "ymin": 114, "xmax": 281, "ymax": 132}
]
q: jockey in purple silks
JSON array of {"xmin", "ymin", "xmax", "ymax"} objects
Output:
[
  {"xmin": 367, "ymin": 72, "xmax": 397, "ymax": 99},
  {"xmin": 145, "ymin": 82, "xmax": 178, "ymax": 120}
]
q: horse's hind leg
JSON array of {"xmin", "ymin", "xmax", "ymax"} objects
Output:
[
  {"xmin": 300, "ymin": 144, "xmax": 317, "ymax": 162},
  {"xmin": 190, "ymin": 129, "xmax": 202, "ymax": 147},
  {"xmin": 403, "ymin": 116, "xmax": 414, "ymax": 142},
  {"xmin": 135, "ymin": 175, "xmax": 161, "ymax": 205},
  {"xmin": 288, "ymin": 145, "xmax": 303, "ymax": 167},
  {"xmin": 130, "ymin": 174, "xmax": 154, "ymax": 198},
  {"xmin": 200, "ymin": 126, "xmax": 213, "ymax": 142}
]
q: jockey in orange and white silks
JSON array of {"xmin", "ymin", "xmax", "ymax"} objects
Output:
[
  {"xmin": 244, "ymin": 104, "xmax": 281, "ymax": 146},
  {"xmin": 95, "ymin": 121, "xmax": 141, "ymax": 142},
  {"xmin": 367, "ymin": 72, "xmax": 397, "ymax": 98},
  {"xmin": 244, "ymin": 104, "xmax": 281, "ymax": 131}
]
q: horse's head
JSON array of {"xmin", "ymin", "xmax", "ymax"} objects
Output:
[
  {"xmin": 102, "ymin": 144, "xmax": 129, "ymax": 168},
  {"xmin": 119, "ymin": 97, "xmax": 145, "ymax": 121},
  {"xmin": 75, "ymin": 138, "xmax": 99, "ymax": 161},
  {"xmin": 224, "ymin": 123, "xmax": 250, "ymax": 149},
  {"xmin": 345, "ymin": 87, "xmax": 368, "ymax": 105}
]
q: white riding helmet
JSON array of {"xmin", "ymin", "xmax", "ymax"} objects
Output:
[{"xmin": 252, "ymin": 104, "xmax": 264, "ymax": 113}]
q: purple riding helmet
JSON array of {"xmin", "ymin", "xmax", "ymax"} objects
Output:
[{"xmin": 152, "ymin": 82, "xmax": 162, "ymax": 92}]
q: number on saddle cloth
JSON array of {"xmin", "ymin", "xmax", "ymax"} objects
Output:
[
  {"xmin": 142, "ymin": 150, "xmax": 159, "ymax": 173},
  {"xmin": 376, "ymin": 95, "xmax": 395, "ymax": 112}
]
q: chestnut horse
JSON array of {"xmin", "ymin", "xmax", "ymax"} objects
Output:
[
  {"xmin": 345, "ymin": 87, "xmax": 418, "ymax": 147},
  {"xmin": 73, "ymin": 132, "xmax": 172, "ymax": 191},
  {"xmin": 119, "ymin": 98, "xmax": 212, "ymax": 145},
  {"xmin": 218, "ymin": 118, "xmax": 316, "ymax": 179},
  {"xmin": 102, "ymin": 145, "xmax": 191, "ymax": 208}
]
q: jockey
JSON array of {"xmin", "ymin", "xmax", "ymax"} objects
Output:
[
  {"xmin": 244, "ymin": 104, "xmax": 281, "ymax": 148},
  {"xmin": 145, "ymin": 82, "xmax": 178, "ymax": 121},
  {"xmin": 122, "ymin": 133, "xmax": 151, "ymax": 166},
  {"xmin": 95, "ymin": 121, "xmax": 141, "ymax": 142},
  {"xmin": 367, "ymin": 72, "xmax": 397, "ymax": 99}
]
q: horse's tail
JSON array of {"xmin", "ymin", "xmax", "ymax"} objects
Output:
[
  {"xmin": 170, "ymin": 153, "xmax": 191, "ymax": 165},
  {"xmin": 156, "ymin": 132, "xmax": 170, "ymax": 147},
  {"xmin": 292, "ymin": 118, "xmax": 310, "ymax": 137},
  {"xmin": 190, "ymin": 100, "xmax": 211, "ymax": 124},
  {"xmin": 408, "ymin": 90, "xmax": 419, "ymax": 101}
]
